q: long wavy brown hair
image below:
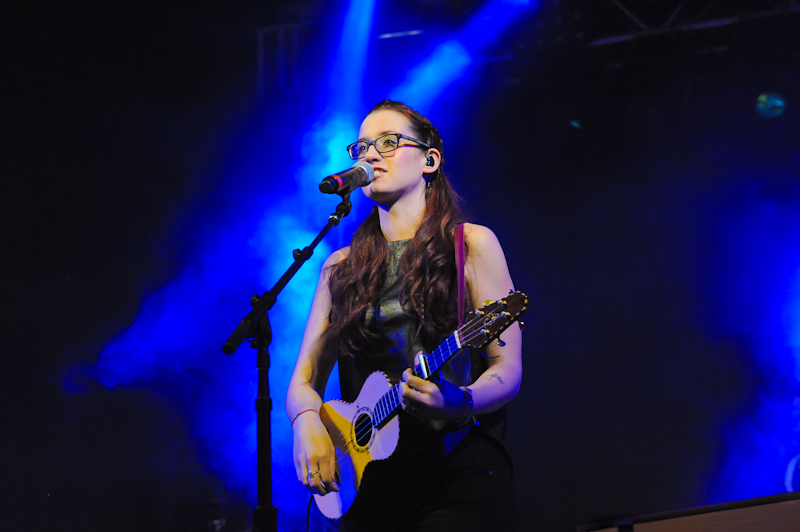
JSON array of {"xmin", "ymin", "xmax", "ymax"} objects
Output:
[{"xmin": 323, "ymin": 100, "xmax": 468, "ymax": 360}]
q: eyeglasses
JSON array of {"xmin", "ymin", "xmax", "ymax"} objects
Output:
[{"xmin": 347, "ymin": 133, "xmax": 430, "ymax": 160}]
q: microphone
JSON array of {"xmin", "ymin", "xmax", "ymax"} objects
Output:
[{"xmin": 319, "ymin": 161, "xmax": 374, "ymax": 194}]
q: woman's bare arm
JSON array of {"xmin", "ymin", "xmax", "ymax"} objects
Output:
[
  {"xmin": 462, "ymin": 224, "xmax": 522, "ymax": 414},
  {"xmin": 398, "ymin": 225, "xmax": 522, "ymax": 419},
  {"xmin": 285, "ymin": 248, "xmax": 347, "ymax": 495}
]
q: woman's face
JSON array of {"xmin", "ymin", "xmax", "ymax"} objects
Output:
[{"xmin": 357, "ymin": 110, "xmax": 434, "ymax": 205}]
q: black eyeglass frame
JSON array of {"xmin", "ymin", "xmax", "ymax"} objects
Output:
[{"xmin": 346, "ymin": 133, "xmax": 431, "ymax": 160}]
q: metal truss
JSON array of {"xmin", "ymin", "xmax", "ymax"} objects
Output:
[
  {"xmin": 256, "ymin": 0, "xmax": 800, "ymax": 93},
  {"xmin": 590, "ymin": 0, "xmax": 800, "ymax": 47}
]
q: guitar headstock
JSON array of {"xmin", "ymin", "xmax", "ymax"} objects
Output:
[{"xmin": 458, "ymin": 291, "xmax": 529, "ymax": 350}]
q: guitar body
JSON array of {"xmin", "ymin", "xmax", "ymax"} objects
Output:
[{"xmin": 314, "ymin": 371, "xmax": 400, "ymax": 519}]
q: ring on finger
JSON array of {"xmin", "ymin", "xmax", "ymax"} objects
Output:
[{"xmin": 308, "ymin": 470, "xmax": 320, "ymax": 479}]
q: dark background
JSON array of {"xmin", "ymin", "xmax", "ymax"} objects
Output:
[{"xmin": 3, "ymin": 1, "xmax": 799, "ymax": 531}]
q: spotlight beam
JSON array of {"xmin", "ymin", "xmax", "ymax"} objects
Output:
[
  {"xmin": 87, "ymin": 1, "xmax": 378, "ymax": 530},
  {"xmin": 388, "ymin": 0, "xmax": 539, "ymax": 111}
]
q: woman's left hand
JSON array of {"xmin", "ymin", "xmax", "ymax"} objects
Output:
[{"xmin": 398, "ymin": 365, "xmax": 465, "ymax": 421}]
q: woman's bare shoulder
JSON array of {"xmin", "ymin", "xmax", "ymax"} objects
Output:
[
  {"xmin": 461, "ymin": 224, "xmax": 514, "ymax": 294},
  {"xmin": 323, "ymin": 246, "xmax": 350, "ymax": 268},
  {"xmin": 462, "ymin": 223, "xmax": 502, "ymax": 251}
]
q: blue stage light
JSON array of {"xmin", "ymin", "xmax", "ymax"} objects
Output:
[
  {"xmin": 756, "ymin": 92, "xmax": 786, "ymax": 118},
  {"xmin": 460, "ymin": 0, "xmax": 538, "ymax": 53},
  {"xmin": 388, "ymin": 0, "xmax": 538, "ymax": 111},
  {"xmin": 329, "ymin": 0, "xmax": 376, "ymax": 105},
  {"xmin": 389, "ymin": 39, "xmax": 473, "ymax": 109},
  {"xmin": 708, "ymin": 204, "xmax": 800, "ymax": 503},
  {"xmin": 81, "ymin": 1, "xmax": 376, "ymax": 530}
]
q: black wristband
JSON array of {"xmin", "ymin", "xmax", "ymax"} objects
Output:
[{"xmin": 450, "ymin": 387, "xmax": 474, "ymax": 427}]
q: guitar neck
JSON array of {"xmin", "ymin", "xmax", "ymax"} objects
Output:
[
  {"xmin": 366, "ymin": 292, "xmax": 528, "ymax": 430},
  {"xmin": 372, "ymin": 332, "xmax": 462, "ymax": 428}
]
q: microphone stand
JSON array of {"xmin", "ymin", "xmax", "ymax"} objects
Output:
[{"xmin": 222, "ymin": 192, "xmax": 354, "ymax": 532}]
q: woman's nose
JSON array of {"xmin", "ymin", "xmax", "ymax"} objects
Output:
[{"xmin": 365, "ymin": 143, "xmax": 382, "ymax": 162}]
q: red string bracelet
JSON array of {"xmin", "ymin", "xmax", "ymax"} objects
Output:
[{"xmin": 291, "ymin": 409, "xmax": 317, "ymax": 427}]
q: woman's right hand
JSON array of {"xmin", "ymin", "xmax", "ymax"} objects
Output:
[{"xmin": 292, "ymin": 411, "xmax": 339, "ymax": 495}]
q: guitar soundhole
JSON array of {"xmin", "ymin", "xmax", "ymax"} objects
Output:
[{"xmin": 353, "ymin": 413, "xmax": 374, "ymax": 448}]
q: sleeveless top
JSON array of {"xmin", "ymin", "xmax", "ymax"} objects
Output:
[{"xmin": 337, "ymin": 239, "xmax": 508, "ymax": 456}]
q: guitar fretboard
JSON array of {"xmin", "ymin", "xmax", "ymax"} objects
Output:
[{"xmin": 372, "ymin": 332, "xmax": 462, "ymax": 428}]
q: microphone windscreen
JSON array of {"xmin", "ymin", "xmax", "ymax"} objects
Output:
[{"xmin": 352, "ymin": 161, "xmax": 375, "ymax": 184}]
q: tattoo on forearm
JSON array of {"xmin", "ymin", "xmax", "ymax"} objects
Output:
[{"xmin": 485, "ymin": 373, "xmax": 505, "ymax": 385}]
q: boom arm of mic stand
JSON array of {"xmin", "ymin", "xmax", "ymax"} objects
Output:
[
  {"xmin": 222, "ymin": 193, "xmax": 352, "ymax": 354},
  {"xmin": 221, "ymin": 192, "xmax": 352, "ymax": 532}
]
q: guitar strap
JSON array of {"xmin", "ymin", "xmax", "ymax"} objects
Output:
[
  {"xmin": 455, "ymin": 223, "xmax": 466, "ymax": 326},
  {"xmin": 435, "ymin": 222, "xmax": 473, "ymax": 454}
]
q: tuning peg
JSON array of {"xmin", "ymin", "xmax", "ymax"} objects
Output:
[
  {"xmin": 508, "ymin": 289, "xmax": 514, "ymax": 294},
  {"xmin": 483, "ymin": 300, "xmax": 494, "ymax": 306},
  {"xmin": 496, "ymin": 338, "xmax": 506, "ymax": 347},
  {"xmin": 518, "ymin": 321, "xmax": 524, "ymax": 331}
]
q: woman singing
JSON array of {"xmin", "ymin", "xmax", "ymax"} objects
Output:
[{"xmin": 286, "ymin": 100, "xmax": 522, "ymax": 531}]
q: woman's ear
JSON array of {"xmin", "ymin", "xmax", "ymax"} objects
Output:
[{"xmin": 422, "ymin": 149, "xmax": 441, "ymax": 174}]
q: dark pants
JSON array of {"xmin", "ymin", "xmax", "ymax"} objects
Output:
[{"xmin": 337, "ymin": 429, "xmax": 520, "ymax": 532}]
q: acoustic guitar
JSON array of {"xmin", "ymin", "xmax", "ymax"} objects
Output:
[{"xmin": 314, "ymin": 290, "xmax": 529, "ymax": 519}]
